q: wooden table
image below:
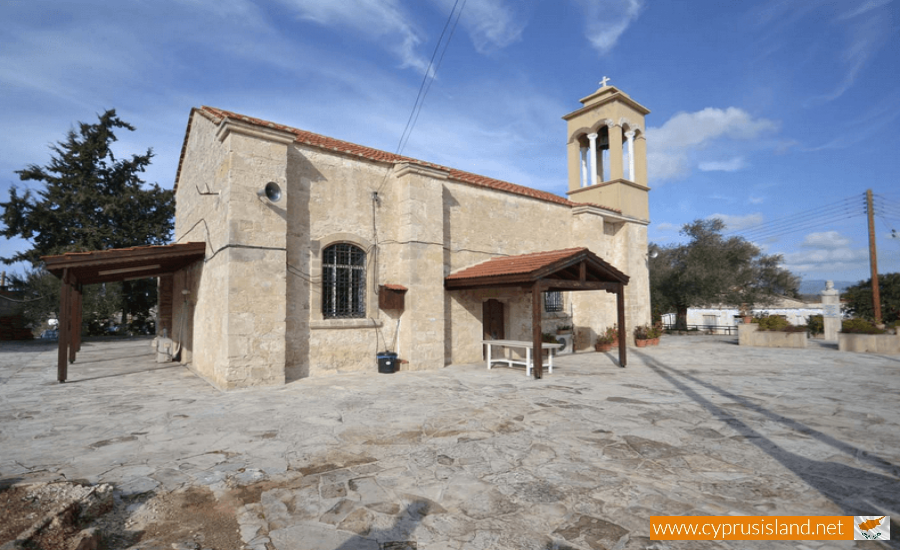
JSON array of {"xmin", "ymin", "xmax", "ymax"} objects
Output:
[{"xmin": 482, "ymin": 339, "xmax": 563, "ymax": 377}]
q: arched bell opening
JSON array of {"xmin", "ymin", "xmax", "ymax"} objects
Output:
[{"xmin": 576, "ymin": 126, "xmax": 613, "ymax": 188}]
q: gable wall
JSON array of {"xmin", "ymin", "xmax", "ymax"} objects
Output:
[
  {"xmin": 173, "ymin": 113, "xmax": 231, "ymax": 388},
  {"xmin": 174, "ymin": 113, "xmax": 290, "ymax": 389}
]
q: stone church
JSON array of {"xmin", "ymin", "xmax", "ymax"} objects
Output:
[{"xmin": 162, "ymin": 83, "xmax": 651, "ymax": 389}]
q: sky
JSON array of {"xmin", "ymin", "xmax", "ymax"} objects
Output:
[{"xmin": 1, "ymin": 0, "xmax": 898, "ymax": 285}]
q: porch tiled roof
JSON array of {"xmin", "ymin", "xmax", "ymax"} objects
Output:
[
  {"xmin": 446, "ymin": 248, "xmax": 588, "ymax": 280},
  {"xmin": 178, "ymin": 106, "xmax": 622, "ymax": 214}
]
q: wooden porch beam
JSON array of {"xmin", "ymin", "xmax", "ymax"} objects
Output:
[{"xmin": 543, "ymin": 280, "xmax": 619, "ymax": 291}]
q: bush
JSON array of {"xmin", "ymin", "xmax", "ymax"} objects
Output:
[
  {"xmin": 634, "ymin": 323, "xmax": 663, "ymax": 340},
  {"xmin": 596, "ymin": 324, "xmax": 618, "ymax": 345},
  {"xmin": 755, "ymin": 315, "xmax": 791, "ymax": 331},
  {"xmin": 542, "ymin": 332, "xmax": 559, "ymax": 343},
  {"xmin": 806, "ymin": 314, "xmax": 823, "ymax": 335},
  {"xmin": 841, "ymin": 318, "xmax": 885, "ymax": 334}
]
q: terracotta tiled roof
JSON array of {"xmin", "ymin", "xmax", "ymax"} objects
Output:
[
  {"xmin": 570, "ymin": 201, "xmax": 623, "ymax": 214},
  {"xmin": 446, "ymin": 248, "xmax": 588, "ymax": 280},
  {"xmin": 176, "ymin": 106, "xmax": 622, "ymax": 213}
]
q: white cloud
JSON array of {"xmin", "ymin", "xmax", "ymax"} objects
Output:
[
  {"xmin": 782, "ymin": 231, "xmax": 869, "ymax": 274},
  {"xmin": 809, "ymin": 2, "xmax": 893, "ymax": 104},
  {"xmin": 276, "ymin": 0, "xmax": 430, "ymax": 73},
  {"xmin": 749, "ymin": 196, "xmax": 765, "ymax": 204},
  {"xmin": 0, "ymin": 25, "xmax": 151, "ymax": 108},
  {"xmin": 707, "ymin": 213, "xmax": 764, "ymax": 231},
  {"xmin": 799, "ymin": 231, "xmax": 853, "ymax": 250},
  {"xmin": 647, "ymin": 107, "xmax": 779, "ymax": 181},
  {"xmin": 572, "ymin": 0, "xmax": 645, "ymax": 55},
  {"xmin": 180, "ymin": 0, "xmax": 268, "ymax": 26},
  {"xmin": 655, "ymin": 222, "xmax": 678, "ymax": 232},
  {"xmin": 429, "ymin": 0, "xmax": 528, "ymax": 53},
  {"xmin": 698, "ymin": 157, "xmax": 746, "ymax": 172},
  {"xmin": 837, "ymin": 0, "xmax": 893, "ymax": 21}
]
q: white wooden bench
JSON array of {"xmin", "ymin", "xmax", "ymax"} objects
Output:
[{"xmin": 482, "ymin": 339, "xmax": 563, "ymax": 377}]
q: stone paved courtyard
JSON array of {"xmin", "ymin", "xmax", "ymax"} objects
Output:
[{"xmin": 1, "ymin": 336, "xmax": 898, "ymax": 549}]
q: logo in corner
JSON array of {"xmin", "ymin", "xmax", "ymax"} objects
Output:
[{"xmin": 854, "ymin": 516, "xmax": 890, "ymax": 540}]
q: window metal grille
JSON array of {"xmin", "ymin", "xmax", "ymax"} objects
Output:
[
  {"xmin": 544, "ymin": 290, "xmax": 563, "ymax": 313},
  {"xmin": 322, "ymin": 243, "xmax": 366, "ymax": 318}
]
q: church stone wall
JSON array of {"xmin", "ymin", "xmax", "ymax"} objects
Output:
[
  {"xmin": 173, "ymin": 113, "xmax": 231, "ymax": 388},
  {"xmin": 219, "ymin": 130, "xmax": 290, "ymax": 388},
  {"xmin": 444, "ymin": 180, "xmax": 592, "ymax": 362},
  {"xmin": 174, "ymin": 113, "xmax": 291, "ymax": 389},
  {"xmin": 176, "ymin": 103, "xmax": 651, "ymax": 388},
  {"xmin": 292, "ymin": 145, "xmax": 400, "ymax": 377}
]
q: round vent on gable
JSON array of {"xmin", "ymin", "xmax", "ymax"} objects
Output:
[{"xmin": 257, "ymin": 181, "xmax": 282, "ymax": 203}]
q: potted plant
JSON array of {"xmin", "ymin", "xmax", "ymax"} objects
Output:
[
  {"xmin": 651, "ymin": 322, "xmax": 663, "ymax": 345},
  {"xmin": 739, "ymin": 303, "xmax": 752, "ymax": 324},
  {"xmin": 556, "ymin": 324, "xmax": 573, "ymax": 335},
  {"xmin": 634, "ymin": 323, "xmax": 662, "ymax": 347},
  {"xmin": 594, "ymin": 324, "xmax": 618, "ymax": 352}
]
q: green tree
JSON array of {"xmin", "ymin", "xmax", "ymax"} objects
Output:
[
  {"xmin": 10, "ymin": 268, "xmax": 122, "ymax": 334},
  {"xmin": 843, "ymin": 273, "xmax": 900, "ymax": 324},
  {"xmin": 1, "ymin": 110, "xmax": 174, "ymax": 331},
  {"xmin": 650, "ymin": 219, "xmax": 800, "ymax": 329}
]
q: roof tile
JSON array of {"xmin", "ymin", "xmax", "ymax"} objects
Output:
[
  {"xmin": 193, "ymin": 106, "xmax": 623, "ymax": 213},
  {"xmin": 446, "ymin": 248, "xmax": 588, "ymax": 280}
]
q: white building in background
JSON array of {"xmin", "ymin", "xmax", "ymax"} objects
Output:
[{"xmin": 662, "ymin": 296, "xmax": 825, "ymax": 333}]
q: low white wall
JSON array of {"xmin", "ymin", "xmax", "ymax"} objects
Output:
[
  {"xmin": 838, "ymin": 332, "xmax": 900, "ymax": 355},
  {"xmin": 738, "ymin": 324, "xmax": 807, "ymax": 349}
]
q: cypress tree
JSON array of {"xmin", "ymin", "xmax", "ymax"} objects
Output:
[{"xmin": 1, "ymin": 109, "xmax": 175, "ymax": 332}]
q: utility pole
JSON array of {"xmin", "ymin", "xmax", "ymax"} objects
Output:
[{"xmin": 866, "ymin": 189, "xmax": 882, "ymax": 324}]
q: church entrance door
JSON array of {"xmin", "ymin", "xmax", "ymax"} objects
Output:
[{"xmin": 482, "ymin": 299, "xmax": 505, "ymax": 358}]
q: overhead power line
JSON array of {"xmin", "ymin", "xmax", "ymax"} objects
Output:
[
  {"xmin": 724, "ymin": 194, "xmax": 864, "ymax": 240},
  {"xmin": 725, "ymin": 195, "xmax": 866, "ymax": 242},
  {"xmin": 394, "ymin": 0, "xmax": 466, "ymax": 157},
  {"xmin": 739, "ymin": 213, "xmax": 863, "ymax": 243},
  {"xmin": 374, "ymin": 0, "xmax": 467, "ymax": 198}
]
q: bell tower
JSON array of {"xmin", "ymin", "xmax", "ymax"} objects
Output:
[{"xmin": 563, "ymin": 78, "xmax": 650, "ymax": 220}]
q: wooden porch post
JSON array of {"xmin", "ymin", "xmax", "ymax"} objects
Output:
[
  {"xmin": 75, "ymin": 285, "xmax": 82, "ymax": 352},
  {"xmin": 69, "ymin": 284, "xmax": 82, "ymax": 362},
  {"xmin": 617, "ymin": 282, "xmax": 627, "ymax": 367},
  {"xmin": 57, "ymin": 269, "xmax": 71, "ymax": 382},
  {"xmin": 532, "ymin": 281, "xmax": 543, "ymax": 379}
]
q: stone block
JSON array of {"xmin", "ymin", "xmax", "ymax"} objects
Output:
[
  {"xmin": 839, "ymin": 332, "xmax": 900, "ymax": 354},
  {"xmin": 739, "ymin": 324, "xmax": 806, "ymax": 348}
]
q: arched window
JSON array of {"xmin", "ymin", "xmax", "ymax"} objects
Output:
[{"xmin": 322, "ymin": 243, "xmax": 366, "ymax": 318}]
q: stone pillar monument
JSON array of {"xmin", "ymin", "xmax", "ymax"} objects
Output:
[{"xmin": 821, "ymin": 281, "xmax": 840, "ymax": 341}]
